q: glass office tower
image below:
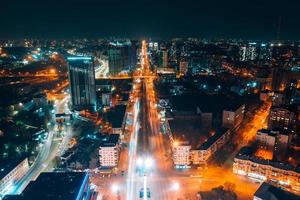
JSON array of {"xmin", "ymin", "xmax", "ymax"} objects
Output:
[{"xmin": 67, "ymin": 56, "xmax": 96, "ymax": 111}]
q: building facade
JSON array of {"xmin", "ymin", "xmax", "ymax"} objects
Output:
[
  {"xmin": 233, "ymin": 148, "xmax": 300, "ymax": 189},
  {"xmin": 158, "ymin": 48, "xmax": 168, "ymax": 68},
  {"xmin": 268, "ymin": 107, "xmax": 296, "ymax": 130},
  {"xmin": 256, "ymin": 129, "xmax": 277, "ymax": 152},
  {"xmin": 222, "ymin": 104, "xmax": 245, "ymax": 129},
  {"xmin": 107, "ymin": 41, "xmax": 137, "ymax": 75},
  {"xmin": 102, "ymin": 92, "xmax": 112, "ymax": 107},
  {"xmin": 172, "ymin": 141, "xmax": 191, "ymax": 168},
  {"xmin": 67, "ymin": 56, "xmax": 96, "ymax": 111},
  {"xmin": 0, "ymin": 158, "xmax": 30, "ymax": 198},
  {"xmin": 179, "ymin": 61, "xmax": 188, "ymax": 75},
  {"xmin": 99, "ymin": 134, "xmax": 120, "ymax": 168}
]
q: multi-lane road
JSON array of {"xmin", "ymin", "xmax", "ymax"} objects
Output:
[
  {"xmin": 10, "ymin": 94, "xmax": 74, "ymax": 195},
  {"xmin": 123, "ymin": 41, "xmax": 185, "ymax": 200},
  {"xmin": 98, "ymin": 41, "xmax": 262, "ymax": 200}
]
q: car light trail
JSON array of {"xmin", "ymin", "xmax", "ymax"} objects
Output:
[
  {"xmin": 126, "ymin": 100, "xmax": 140, "ymax": 200},
  {"xmin": 143, "ymin": 175, "xmax": 147, "ymax": 200}
]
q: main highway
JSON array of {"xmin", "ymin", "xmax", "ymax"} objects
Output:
[{"xmin": 124, "ymin": 41, "xmax": 181, "ymax": 200}]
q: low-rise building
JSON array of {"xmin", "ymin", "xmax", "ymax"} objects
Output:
[
  {"xmin": 0, "ymin": 157, "xmax": 29, "ymax": 198},
  {"xmin": 233, "ymin": 147, "xmax": 300, "ymax": 188},
  {"xmin": 99, "ymin": 134, "xmax": 120, "ymax": 168},
  {"xmin": 172, "ymin": 140, "xmax": 191, "ymax": 168},
  {"xmin": 197, "ymin": 128, "xmax": 232, "ymax": 165}
]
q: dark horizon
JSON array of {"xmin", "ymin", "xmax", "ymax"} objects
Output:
[{"xmin": 1, "ymin": 0, "xmax": 300, "ymax": 40}]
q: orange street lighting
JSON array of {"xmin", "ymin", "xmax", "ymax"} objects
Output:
[
  {"xmin": 50, "ymin": 68, "xmax": 56, "ymax": 74},
  {"xmin": 173, "ymin": 141, "xmax": 179, "ymax": 147}
]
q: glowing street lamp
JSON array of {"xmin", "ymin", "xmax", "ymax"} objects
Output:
[
  {"xmin": 145, "ymin": 157, "xmax": 154, "ymax": 169},
  {"xmin": 173, "ymin": 141, "xmax": 179, "ymax": 147},
  {"xmin": 136, "ymin": 156, "xmax": 154, "ymax": 174},
  {"xmin": 171, "ymin": 182, "xmax": 180, "ymax": 191},
  {"xmin": 111, "ymin": 184, "xmax": 119, "ymax": 193},
  {"xmin": 137, "ymin": 157, "xmax": 143, "ymax": 167},
  {"xmin": 49, "ymin": 68, "xmax": 56, "ymax": 74}
]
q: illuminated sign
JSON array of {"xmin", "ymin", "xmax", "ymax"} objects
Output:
[{"xmin": 67, "ymin": 57, "xmax": 92, "ymax": 61}]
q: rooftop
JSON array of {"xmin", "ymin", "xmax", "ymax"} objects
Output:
[
  {"xmin": 236, "ymin": 146, "xmax": 300, "ymax": 173},
  {"xmin": 100, "ymin": 134, "xmax": 120, "ymax": 147},
  {"xmin": 107, "ymin": 105, "xmax": 126, "ymax": 128},
  {"xmin": 4, "ymin": 172, "xmax": 89, "ymax": 200},
  {"xmin": 254, "ymin": 182, "xmax": 300, "ymax": 200},
  {"xmin": 169, "ymin": 116, "xmax": 209, "ymax": 148},
  {"xmin": 0, "ymin": 157, "xmax": 27, "ymax": 180},
  {"xmin": 199, "ymin": 128, "xmax": 230, "ymax": 150}
]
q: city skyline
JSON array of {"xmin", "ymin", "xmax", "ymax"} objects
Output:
[{"xmin": 1, "ymin": 1, "xmax": 300, "ymax": 199}]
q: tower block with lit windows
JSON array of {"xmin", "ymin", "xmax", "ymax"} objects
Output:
[{"xmin": 67, "ymin": 56, "xmax": 97, "ymax": 111}]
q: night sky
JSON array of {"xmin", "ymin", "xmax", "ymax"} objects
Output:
[{"xmin": 1, "ymin": 0, "xmax": 300, "ymax": 40}]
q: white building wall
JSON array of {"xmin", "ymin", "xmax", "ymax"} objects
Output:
[
  {"xmin": 99, "ymin": 146, "xmax": 119, "ymax": 167},
  {"xmin": 173, "ymin": 145, "xmax": 191, "ymax": 166}
]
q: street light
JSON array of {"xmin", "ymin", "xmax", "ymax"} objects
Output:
[
  {"xmin": 136, "ymin": 156, "xmax": 154, "ymax": 174},
  {"xmin": 111, "ymin": 183, "xmax": 119, "ymax": 193},
  {"xmin": 171, "ymin": 182, "xmax": 180, "ymax": 191},
  {"xmin": 137, "ymin": 157, "xmax": 143, "ymax": 167},
  {"xmin": 145, "ymin": 157, "xmax": 154, "ymax": 169},
  {"xmin": 173, "ymin": 141, "xmax": 179, "ymax": 147}
]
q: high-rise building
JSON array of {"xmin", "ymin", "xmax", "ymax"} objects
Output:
[
  {"xmin": 179, "ymin": 61, "xmax": 188, "ymax": 75},
  {"xmin": 271, "ymin": 68, "xmax": 285, "ymax": 91},
  {"xmin": 101, "ymin": 92, "xmax": 112, "ymax": 107},
  {"xmin": 258, "ymin": 43, "xmax": 270, "ymax": 60},
  {"xmin": 67, "ymin": 56, "xmax": 96, "ymax": 111},
  {"xmin": 158, "ymin": 48, "xmax": 168, "ymax": 68},
  {"xmin": 239, "ymin": 42, "xmax": 258, "ymax": 61},
  {"xmin": 153, "ymin": 42, "xmax": 159, "ymax": 51},
  {"xmin": 108, "ymin": 48, "xmax": 124, "ymax": 75},
  {"xmin": 107, "ymin": 41, "xmax": 137, "ymax": 75},
  {"xmin": 239, "ymin": 46, "xmax": 247, "ymax": 61}
]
